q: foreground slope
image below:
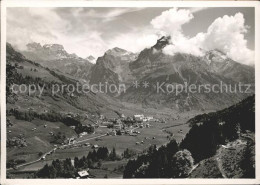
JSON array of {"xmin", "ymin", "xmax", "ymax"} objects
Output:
[{"xmin": 123, "ymin": 95, "xmax": 255, "ymax": 178}]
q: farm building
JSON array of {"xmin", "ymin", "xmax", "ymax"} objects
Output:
[
  {"xmin": 84, "ymin": 143, "xmax": 90, "ymax": 147},
  {"xmin": 102, "ymin": 121, "xmax": 113, "ymax": 126},
  {"xmin": 115, "ymin": 119, "xmax": 122, "ymax": 124},
  {"xmin": 114, "ymin": 124, "xmax": 122, "ymax": 130},
  {"xmin": 134, "ymin": 114, "xmax": 144, "ymax": 121},
  {"xmin": 146, "ymin": 116, "xmax": 154, "ymax": 121},
  {"xmin": 108, "ymin": 130, "xmax": 116, "ymax": 136},
  {"xmin": 196, "ymin": 122, "xmax": 203, "ymax": 126},
  {"xmin": 77, "ymin": 170, "xmax": 89, "ymax": 179},
  {"xmin": 92, "ymin": 144, "xmax": 99, "ymax": 149},
  {"xmin": 99, "ymin": 114, "xmax": 105, "ymax": 120},
  {"xmin": 79, "ymin": 132, "xmax": 88, "ymax": 136}
]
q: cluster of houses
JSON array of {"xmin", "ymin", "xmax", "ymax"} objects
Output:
[
  {"xmin": 99, "ymin": 114, "xmax": 155, "ymax": 137},
  {"xmin": 64, "ymin": 112, "xmax": 157, "ymax": 144},
  {"xmin": 57, "ymin": 140, "xmax": 99, "ymax": 150},
  {"xmin": 66, "ymin": 112, "xmax": 80, "ymax": 118},
  {"xmin": 133, "ymin": 114, "xmax": 154, "ymax": 122}
]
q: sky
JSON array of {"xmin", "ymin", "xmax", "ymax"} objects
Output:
[{"xmin": 7, "ymin": 7, "xmax": 255, "ymax": 65}]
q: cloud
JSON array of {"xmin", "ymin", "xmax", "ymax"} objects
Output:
[
  {"xmin": 79, "ymin": 8, "xmax": 146, "ymax": 22},
  {"xmin": 151, "ymin": 8, "xmax": 254, "ymax": 65},
  {"xmin": 7, "ymin": 8, "xmax": 109, "ymax": 58},
  {"xmin": 163, "ymin": 36, "xmax": 204, "ymax": 57},
  {"xmin": 189, "ymin": 7, "xmax": 209, "ymax": 13},
  {"xmin": 198, "ymin": 13, "xmax": 254, "ymax": 65},
  {"xmin": 7, "ymin": 7, "xmax": 149, "ymax": 59},
  {"xmin": 151, "ymin": 8, "xmax": 193, "ymax": 37},
  {"xmin": 7, "ymin": 7, "xmax": 254, "ymax": 65},
  {"xmin": 61, "ymin": 31, "xmax": 109, "ymax": 59},
  {"xmin": 150, "ymin": 8, "xmax": 204, "ymax": 56},
  {"xmin": 108, "ymin": 31, "xmax": 158, "ymax": 53},
  {"xmin": 7, "ymin": 8, "xmax": 63, "ymax": 50}
]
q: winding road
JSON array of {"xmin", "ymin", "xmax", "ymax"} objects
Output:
[{"xmin": 7, "ymin": 133, "xmax": 108, "ymax": 171}]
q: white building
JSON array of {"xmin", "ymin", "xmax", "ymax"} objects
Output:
[
  {"xmin": 77, "ymin": 170, "xmax": 89, "ymax": 178},
  {"xmin": 134, "ymin": 114, "xmax": 144, "ymax": 121}
]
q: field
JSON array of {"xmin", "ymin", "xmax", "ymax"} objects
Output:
[
  {"xmin": 7, "ymin": 116, "xmax": 77, "ymax": 162},
  {"xmin": 8, "ymin": 114, "xmax": 192, "ymax": 177}
]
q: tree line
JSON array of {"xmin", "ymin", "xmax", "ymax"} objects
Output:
[
  {"xmin": 123, "ymin": 140, "xmax": 194, "ymax": 178},
  {"xmin": 36, "ymin": 146, "xmax": 122, "ymax": 178},
  {"xmin": 123, "ymin": 95, "xmax": 255, "ymax": 178},
  {"xmin": 181, "ymin": 95, "xmax": 255, "ymax": 163}
]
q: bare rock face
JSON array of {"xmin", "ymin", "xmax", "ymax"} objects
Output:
[
  {"xmin": 120, "ymin": 37, "xmax": 254, "ymax": 111},
  {"xmin": 89, "ymin": 47, "xmax": 137, "ymax": 88},
  {"xmin": 86, "ymin": 55, "xmax": 96, "ymax": 63},
  {"xmin": 20, "ymin": 36, "xmax": 255, "ymax": 112},
  {"xmin": 22, "ymin": 42, "xmax": 93, "ymax": 80}
]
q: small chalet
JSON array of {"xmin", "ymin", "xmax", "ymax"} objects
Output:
[{"xmin": 77, "ymin": 170, "xmax": 89, "ymax": 179}]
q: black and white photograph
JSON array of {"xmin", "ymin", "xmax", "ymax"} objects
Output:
[{"xmin": 1, "ymin": 1, "xmax": 259, "ymax": 182}]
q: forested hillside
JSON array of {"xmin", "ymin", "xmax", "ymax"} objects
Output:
[{"xmin": 123, "ymin": 95, "xmax": 255, "ymax": 178}]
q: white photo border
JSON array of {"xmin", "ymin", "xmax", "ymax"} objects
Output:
[{"xmin": 1, "ymin": 1, "xmax": 260, "ymax": 185}]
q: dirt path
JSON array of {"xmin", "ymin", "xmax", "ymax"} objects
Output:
[
  {"xmin": 161, "ymin": 122, "xmax": 187, "ymax": 129},
  {"xmin": 188, "ymin": 163, "xmax": 199, "ymax": 175},
  {"xmin": 215, "ymin": 146, "xmax": 227, "ymax": 178},
  {"xmin": 7, "ymin": 147, "xmax": 54, "ymax": 171},
  {"xmin": 68, "ymin": 134, "xmax": 106, "ymax": 145}
]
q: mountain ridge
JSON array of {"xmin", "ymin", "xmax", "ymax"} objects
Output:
[
  {"xmin": 21, "ymin": 42, "xmax": 94, "ymax": 80},
  {"xmin": 15, "ymin": 38, "xmax": 255, "ymax": 111}
]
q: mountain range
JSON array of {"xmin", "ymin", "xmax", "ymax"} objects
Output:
[
  {"xmin": 119, "ymin": 36, "xmax": 254, "ymax": 111},
  {"xmin": 19, "ymin": 36, "xmax": 254, "ymax": 111},
  {"xmin": 22, "ymin": 42, "xmax": 94, "ymax": 80},
  {"xmin": 6, "ymin": 37, "xmax": 255, "ymax": 179}
]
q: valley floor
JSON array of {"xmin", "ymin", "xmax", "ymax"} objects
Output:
[{"xmin": 7, "ymin": 114, "xmax": 193, "ymax": 178}]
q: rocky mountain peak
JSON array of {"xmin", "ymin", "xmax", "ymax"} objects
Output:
[
  {"xmin": 152, "ymin": 36, "xmax": 171, "ymax": 50},
  {"xmin": 26, "ymin": 42, "xmax": 42, "ymax": 51},
  {"xmin": 43, "ymin": 44, "xmax": 65, "ymax": 51},
  {"xmin": 204, "ymin": 49, "xmax": 229, "ymax": 65},
  {"xmin": 25, "ymin": 42, "xmax": 76, "ymax": 59},
  {"xmin": 206, "ymin": 49, "xmax": 227, "ymax": 59},
  {"xmin": 87, "ymin": 55, "xmax": 95, "ymax": 60},
  {"xmin": 86, "ymin": 55, "xmax": 96, "ymax": 63},
  {"xmin": 105, "ymin": 47, "xmax": 132, "ymax": 56}
]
